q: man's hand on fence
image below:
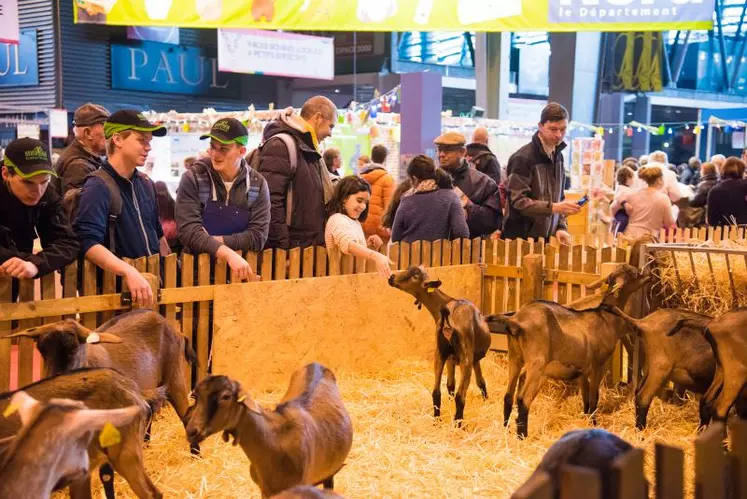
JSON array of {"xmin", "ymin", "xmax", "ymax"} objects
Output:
[
  {"xmin": 556, "ymin": 230, "xmax": 573, "ymax": 246},
  {"xmin": 0, "ymin": 258, "xmax": 39, "ymax": 279},
  {"xmin": 226, "ymin": 251, "xmax": 255, "ymax": 282},
  {"xmin": 124, "ymin": 268, "xmax": 154, "ymax": 307}
]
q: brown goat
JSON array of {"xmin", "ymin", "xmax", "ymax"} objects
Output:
[
  {"xmin": 486, "ymin": 265, "xmax": 648, "ymax": 438},
  {"xmin": 186, "ymin": 363, "xmax": 353, "ymax": 498},
  {"xmin": 0, "ymin": 392, "xmax": 142, "ymax": 499},
  {"xmin": 513, "ymin": 429, "xmax": 642, "ymax": 499},
  {"xmin": 0, "ymin": 368, "xmax": 163, "ymax": 498},
  {"xmin": 5, "ymin": 309, "xmax": 198, "ymax": 455},
  {"xmin": 388, "ymin": 266, "xmax": 491, "ymax": 424},
  {"xmin": 605, "ymin": 307, "xmax": 717, "ymax": 428},
  {"xmin": 671, "ymin": 309, "xmax": 747, "ymax": 425}
]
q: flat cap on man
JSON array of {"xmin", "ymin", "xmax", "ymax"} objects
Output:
[
  {"xmin": 434, "ymin": 131, "xmax": 466, "ymax": 147},
  {"xmin": 73, "ymin": 103, "xmax": 110, "ymax": 127}
]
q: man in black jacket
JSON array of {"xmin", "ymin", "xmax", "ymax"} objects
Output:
[
  {"xmin": 0, "ymin": 138, "xmax": 78, "ymax": 279},
  {"xmin": 467, "ymin": 126, "xmax": 501, "ymax": 186},
  {"xmin": 435, "ymin": 131, "xmax": 502, "ymax": 238},
  {"xmin": 55, "ymin": 103, "xmax": 109, "ymax": 195},
  {"xmin": 503, "ymin": 103, "xmax": 580, "ymax": 245}
]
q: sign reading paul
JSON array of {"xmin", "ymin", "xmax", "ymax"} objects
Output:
[{"xmin": 74, "ymin": 0, "xmax": 714, "ymax": 32}]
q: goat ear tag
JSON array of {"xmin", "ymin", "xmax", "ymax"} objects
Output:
[
  {"xmin": 86, "ymin": 332, "xmax": 101, "ymax": 344},
  {"xmin": 98, "ymin": 422, "xmax": 121, "ymax": 448},
  {"xmin": 427, "ymin": 288, "xmax": 435, "ymax": 293},
  {"xmin": 3, "ymin": 403, "xmax": 18, "ymax": 418}
]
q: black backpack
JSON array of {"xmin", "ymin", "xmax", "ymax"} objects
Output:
[{"xmin": 192, "ymin": 159, "xmax": 263, "ymax": 209}]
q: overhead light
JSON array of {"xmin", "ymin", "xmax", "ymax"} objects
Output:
[{"xmin": 334, "ymin": 89, "xmax": 340, "ymax": 94}]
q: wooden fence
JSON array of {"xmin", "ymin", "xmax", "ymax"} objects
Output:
[{"xmin": 512, "ymin": 420, "xmax": 747, "ymax": 499}]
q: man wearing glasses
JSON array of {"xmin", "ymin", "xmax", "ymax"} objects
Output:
[
  {"xmin": 434, "ymin": 131, "xmax": 503, "ymax": 238},
  {"xmin": 503, "ymin": 102, "xmax": 580, "ymax": 245}
]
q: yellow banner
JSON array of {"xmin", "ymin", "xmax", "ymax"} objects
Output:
[{"xmin": 74, "ymin": 0, "xmax": 714, "ymax": 32}]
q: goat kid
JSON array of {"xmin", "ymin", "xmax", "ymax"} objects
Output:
[
  {"xmin": 0, "ymin": 368, "xmax": 164, "ymax": 499},
  {"xmin": 0, "ymin": 392, "xmax": 141, "ymax": 499},
  {"xmin": 186, "ymin": 363, "xmax": 353, "ymax": 498},
  {"xmin": 487, "ymin": 265, "xmax": 648, "ymax": 438},
  {"xmin": 388, "ymin": 266, "xmax": 491, "ymax": 425},
  {"xmin": 5, "ymin": 309, "xmax": 198, "ymax": 455}
]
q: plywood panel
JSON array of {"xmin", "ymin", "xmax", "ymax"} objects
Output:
[{"xmin": 212, "ymin": 265, "xmax": 483, "ymax": 391}]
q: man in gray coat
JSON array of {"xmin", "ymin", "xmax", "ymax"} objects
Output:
[{"xmin": 176, "ymin": 118, "xmax": 270, "ymax": 280}]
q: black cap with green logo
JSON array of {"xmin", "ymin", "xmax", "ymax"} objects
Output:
[
  {"xmin": 2, "ymin": 138, "xmax": 57, "ymax": 179},
  {"xmin": 103, "ymin": 110, "xmax": 167, "ymax": 139},
  {"xmin": 200, "ymin": 118, "xmax": 249, "ymax": 146}
]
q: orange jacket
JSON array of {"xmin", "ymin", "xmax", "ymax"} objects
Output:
[{"xmin": 361, "ymin": 166, "xmax": 395, "ymax": 241}]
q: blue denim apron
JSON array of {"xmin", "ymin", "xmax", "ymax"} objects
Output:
[{"xmin": 202, "ymin": 172, "xmax": 251, "ymax": 236}]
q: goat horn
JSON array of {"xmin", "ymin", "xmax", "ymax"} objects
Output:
[
  {"xmin": 586, "ymin": 278, "xmax": 605, "ymax": 290},
  {"xmin": 2, "ymin": 329, "xmax": 44, "ymax": 340}
]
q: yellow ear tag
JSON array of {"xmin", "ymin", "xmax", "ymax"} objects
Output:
[
  {"xmin": 237, "ymin": 395, "xmax": 246, "ymax": 403},
  {"xmin": 86, "ymin": 332, "xmax": 101, "ymax": 344},
  {"xmin": 3, "ymin": 403, "xmax": 18, "ymax": 418},
  {"xmin": 98, "ymin": 422, "xmax": 122, "ymax": 448},
  {"xmin": 599, "ymin": 283, "xmax": 609, "ymax": 294},
  {"xmin": 427, "ymin": 288, "xmax": 435, "ymax": 293}
]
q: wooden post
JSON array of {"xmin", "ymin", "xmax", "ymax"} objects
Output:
[
  {"xmin": 560, "ymin": 465, "xmax": 601, "ymax": 499},
  {"xmin": 512, "ymin": 471, "xmax": 553, "ymax": 499},
  {"xmin": 611, "ymin": 448, "xmax": 646, "ymax": 499},
  {"xmin": 731, "ymin": 419, "xmax": 747, "ymax": 499},
  {"xmin": 0, "ymin": 276, "xmax": 11, "ymax": 392},
  {"xmin": 695, "ymin": 422, "xmax": 727, "ymax": 499},
  {"xmin": 520, "ymin": 254, "xmax": 543, "ymax": 306},
  {"xmin": 134, "ymin": 273, "xmax": 159, "ymax": 311},
  {"xmin": 656, "ymin": 443, "xmax": 685, "ymax": 499}
]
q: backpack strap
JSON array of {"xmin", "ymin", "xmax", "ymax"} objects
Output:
[
  {"xmin": 264, "ymin": 133, "xmax": 297, "ymax": 226},
  {"xmin": 91, "ymin": 168, "xmax": 123, "ymax": 253},
  {"xmin": 246, "ymin": 167, "xmax": 263, "ymax": 208},
  {"xmin": 192, "ymin": 160, "xmax": 213, "ymax": 206}
]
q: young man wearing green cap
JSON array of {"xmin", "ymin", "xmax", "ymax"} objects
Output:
[
  {"xmin": 175, "ymin": 118, "xmax": 269, "ymax": 279},
  {"xmin": 73, "ymin": 110, "xmax": 170, "ymax": 305},
  {"xmin": 0, "ymin": 138, "xmax": 79, "ymax": 279}
]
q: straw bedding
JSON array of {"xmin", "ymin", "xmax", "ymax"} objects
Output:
[
  {"xmin": 64, "ymin": 352, "xmax": 705, "ymax": 499},
  {"xmin": 652, "ymin": 239, "xmax": 747, "ymax": 316}
]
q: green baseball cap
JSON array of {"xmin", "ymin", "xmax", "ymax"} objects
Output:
[
  {"xmin": 2, "ymin": 138, "xmax": 57, "ymax": 179},
  {"xmin": 103, "ymin": 110, "xmax": 167, "ymax": 139},
  {"xmin": 200, "ymin": 118, "xmax": 249, "ymax": 146}
]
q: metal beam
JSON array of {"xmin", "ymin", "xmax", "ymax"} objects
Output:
[
  {"xmin": 732, "ymin": 36, "xmax": 747, "ymax": 89},
  {"xmin": 661, "ymin": 31, "xmax": 675, "ymax": 88},
  {"xmin": 731, "ymin": 0, "xmax": 747, "ymax": 57},
  {"xmin": 671, "ymin": 30, "xmax": 691, "ymax": 85},
  {"xmin": 715, "ymin": 0, "xmax": 731, "ymax": 91}
]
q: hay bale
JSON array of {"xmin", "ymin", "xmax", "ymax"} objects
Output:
[
  {"xmin": 78, "ymin": 353, "xmax": 702, "ymax": 499},
  {"xmin": 652, "ymin": 239, "xmax": 747, "ymax": 316}
]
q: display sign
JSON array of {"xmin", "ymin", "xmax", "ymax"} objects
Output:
[
  {"xmin": 16, "ymin": 123, "xmax": 40, "ymax": 140},
  {"xmin": 110, "ymin": 40, "xmax": 240, "ymax": 98},
  {"xmin": 218, "ymin": 29, "xmax": 334, "ymax": 80},
  {"xmin": 0, "ymin": 30, "xmax": 38, "ymax": 87},
  {"xmin": 0, "ymin": 0, "xmax": 19, "ymax": 44},
  {"xmin": 73, "ymin": 0, "xmax": 715, "ymax": 32},
  {"xmin": 50, "ymin": 109, "xmax": 69, "ymax": 139}
]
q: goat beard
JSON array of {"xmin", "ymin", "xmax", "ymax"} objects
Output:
[
  {"xmin": 222, "ymin": 430, "xmax": 240, "ymax": 446},
  {"xmin": 415, "ymin": 299, "xmax": 422, "ymax": 310}
]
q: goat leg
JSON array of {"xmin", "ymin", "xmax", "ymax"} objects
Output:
[
  {"xmin": 587, "ymin": 366, "xmax": 605, "ymax": 425},
  {"xmin": 100, "ymin": 463, "xmax": 116, "ymax": 499},
  {"xmin": 634, "ymin": 366, "xmax": 669, "ymax": 430},
  {"xmin": 579, "ymin": 377, "xmax": 590, "ymax": 414},
  {"xmin": 109, "ymin": 442, "xmax": 162, "ymax": 499},
  {"xmin": 446, "ymin": 359, "xmax": 456, "ymax": 398},
  {"xmin": 712, "ymin": 373, "xmax": 747, "ymax": 423},
  {"xmin": 432, "ymin": 350, "xmax": 446, "ymax": 419},
  {"xmin": 323, "ymin": 477, "xmax": 334, "ymax": 489},
  {"xmin": 503, "ymin": 341, "xmax": 523, "ymax": 427},
  {"xmin": 474, "ymin": 360, "xmax": 488, "ymax": 399},
  {"xmin": 68, "ymin": 475, "xmax": 93, "ymax": 499},
  {"xmin": 144, "ymin": 419, "xmax": 152, "ymax": 444},
  {"xmin": 701, "ymin": 367, "xmax": 725, "ymax": 427},
  {"xmin": 454, "ymin": 360, "xmax": 473, "ymax": 426},
  {"xmin": 516, "ymin": 367, "xmax": 545, "ymax": 439}
]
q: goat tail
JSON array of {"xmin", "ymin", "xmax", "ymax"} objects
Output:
[
  {"xmin": 484, "ymin": 314, "xmax": 521, "ymax": 336},
  {"xmin": 141, "ymin": 386, "xmax": 169, "ymax": 418},
  {"xmin": 665, "ymin": 317, "xmax": 707, "ymax": 337}
]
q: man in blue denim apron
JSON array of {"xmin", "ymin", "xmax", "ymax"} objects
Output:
[{"xmin": 176, "ymin": 118, "xmax": 270, "ymax": 281}]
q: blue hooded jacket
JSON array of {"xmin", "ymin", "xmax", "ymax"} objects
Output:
[{"xmin": 74, "ymin": 161, "xmax": 163, "ymax": 259}]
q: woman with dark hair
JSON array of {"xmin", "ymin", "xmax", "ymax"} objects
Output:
[
  {"xmin": 155, "ymin": 181, "xmax": 180, "ymax": 252},
  {"xmin": 707, "ymin": 157, "xmax": 747, "ymax": 226},
  {"xmin": 325, "ymin": 175, "xmax": 392, "ymax": 278},
  {"xmin": 391, "ymin": 155, "xmax": 469, "ymax": 243}
]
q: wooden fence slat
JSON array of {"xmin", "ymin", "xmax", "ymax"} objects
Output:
[
  {"xmin": 82, "ymin": 259, "xmax": 98, "ymax": 330},
  {"xmin": 17, "ymin": 279, "xmax": 37, "ymax": 388},
  {"xmin": 611, "ymin": 448, "xmax": 646, "ymax": 499},
  {"xmin": 511, "ymin": 471, "xmax": 553, "ymax": 499},
  {"xmin": 462, "ymin": 238, "xmax": 471, "ymax": 264},
  {"xmin": 560, "ymin": 465, "xmax": 601, "ymax": 499},
  {"xmin": 558, "ymin": 244, "xmax": 570, "ymax": 305},
  {"xmin": 422, "ymin": 241, "xmax": 432, "ymax": 268},
  {"xmin": 730, "ymin": 419, "xmax": 747, "ymax": 499},
  {"xmin": 163, "ymin": 254, "xmax": 177, "ymax": 329},
  {"xmin": 315, "ymin": 247, "xmax": 328, "ymax": 277},
  {"xmin": 570, "ymin": 245, "xmax": 583, "ymax": 303},
  {"xmin": 214, "ymin": 257, "xmax": 228, "ymax": 287},
  {"xmin": 495, "ymin": 239, "xmax": 507, "ymax": 314},
  {"xmin": 430, "ymin": 240, "xmax": 442, "ymax": 267},
  {"xmin": 100, "ymin": 268, "xmax": 116, "ymax": 323},
  {"xmin": 261, "ymin": 249, "xmax": 274, "ymax": 281},
  {"xmin": 472, "ymin": 238, "xmax": 482, "ymax": 264},
  {"xmin": 245, "ymin": 251, "xmax": 258, "ymax": 281},
  {"xmin": 452, "ymin": 239, "xmax": 461, "ymax": 266},
  {"xmin": 507, "ymin": 239, "xmax": 519, "ymax": 311},
  {"xmin": 196, "ymin": 254, "xmax": 211, "ymax": 382},
  {"xmin": 147, "ymin": 254, "xmax": 160, "ymax": 280},
  {"xmin": 62, "ymin": 262, "xmax": 77, "ymax": 320},
  {"xmin": 134, "ymin": 257, "xmax": 147, "ymax": 273},
  {"xmin": 180, "ymin": 253, "xmax": 194, "ymax": 389},
  {"xmin": 327, "ymin": 248, "xmax": 341, "ymax": 276},
  {"xmin": 483, "ymin": 239, "xmax": 496, "ymax": 315},
  {"xmin": 411, "ymin": 241, "xmax": 422, "ymax": 267},
  {"xmin": 0, "ymin": 276, "xmax": 12, "ymax": 392},
  {"xmin": 695, "ymin": 422, "xmax": 726, "ymax": 499},
  {"xmin": 584, "ymin": 246, "xmax": 597, "ymax": 296},
  {"xmin": 230, "ymin": 250, "xmax": 243, "ymax": 283},
  {"xmin": 275, "ymin": 249, "xmax": 288, "ymax": 280},
  {"xmin": 302, "ymin": 247, "xmax": 315, "ymax": 278},
  {"xmin": 400, "ymin": 242, "xmax": 411, "ymax": 270},
  {"xmin": 521, "ymin": 254, "xmax": 543, "ymax": 305},
  {"xmin": 389, "ymin": 243, "xmax": 400, "ymax": 271},
  {"xmin": 544, "ymin": 244, "xmax": 558, "ymax": 301},
  {"xmin": 41, "ymin": 273, "xmax": 60, "ymax": 324},
  {"xmin": 655, "ymin": 443, "xmax": 685, "ymax": 499},
  {"xmin": 341, "ymin": 254, "xmax": 354, "ymax": 275},
  {"xmin": 354, "ymin": 255, "xmax": 367, "ymax": 274},
  {"xmin": 288, "ymin": 248, "xmax": 302, "ymax": 279},
  {"xmin": 442, "ymin": 240, "xmax": 452, "ymax": 266}
]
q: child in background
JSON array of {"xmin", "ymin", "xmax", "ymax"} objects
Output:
[{"xmin": 325, "ymin": 176, "xmax": 393, "ymax": 278}]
